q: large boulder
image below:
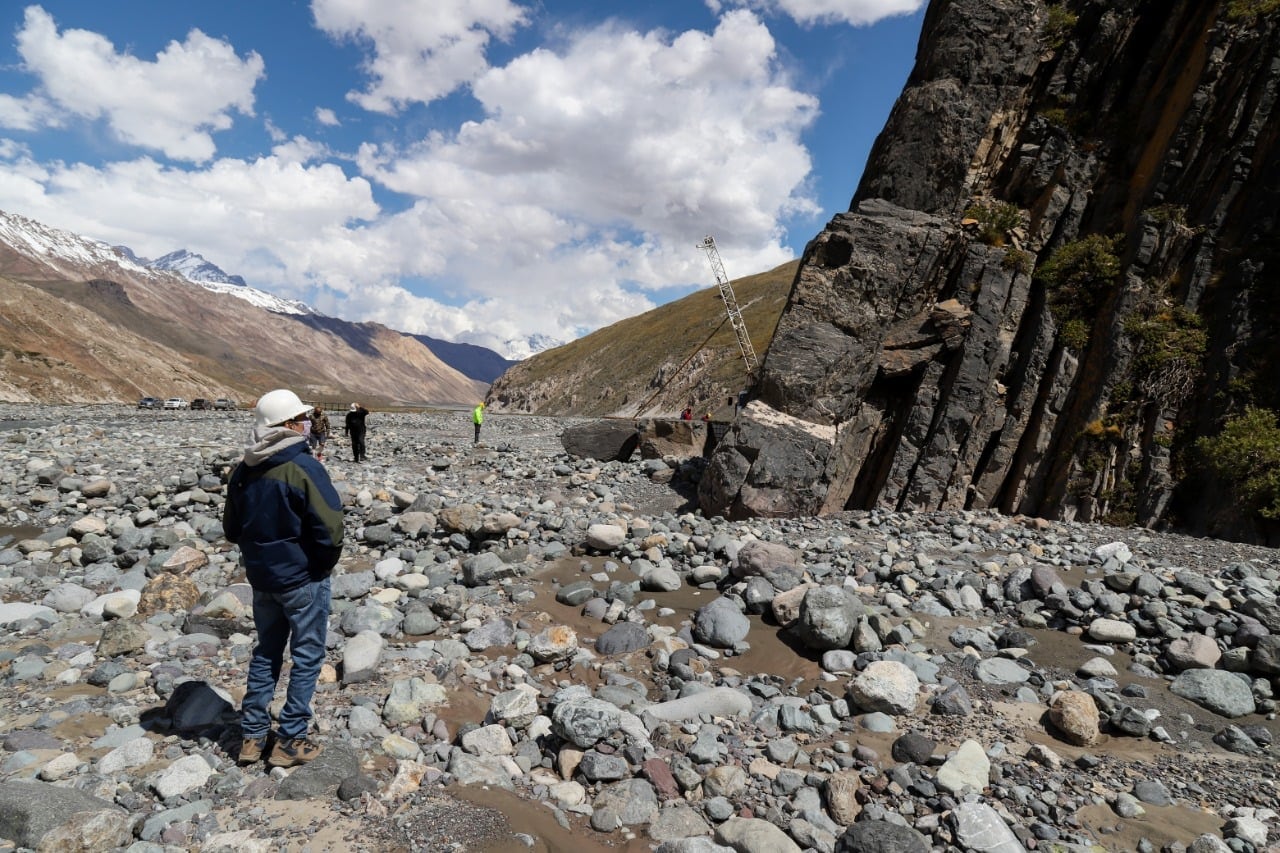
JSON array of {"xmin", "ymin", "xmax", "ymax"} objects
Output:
[
  {"xmin": 835, "ymin": 820, "xmax": 930, "ymax": 853},
  {"xmin": 1170, "ymin": 670, "xmax": 1255, "ymax": 718},
  {"xmin": 1048, "ymin": 690, "xmax": 1100, "ymax": 746},
  {"xmin": 693, "ymin": 597, "xmax": 750, "ymax": 648},
  {"xmin": 561, "ymin": 420, "xmax": 640, "ymax": 461},
  {"xmin": 795, "ymin": 585, "xmax": 865, "ymax": 650},
  {"xmin": 698, "ymin": 401, "xmax": 836, "ymax": 518},
  {"xmin": 715, "ymin": 817, "xmax": 802, "ymax": 853},
  {"xmin": 847, "ymin": 660, "xmax": 920, "ymax": 715},
  {"xmin": 0, "ymin": 781, "xmax": 129, "ymax": 850},
  {"xmin": 638, "ymin": 418, "xmax": 706, "ymax": 460}
]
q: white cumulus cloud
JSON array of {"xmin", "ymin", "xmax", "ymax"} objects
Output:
[
  {"xmin": 13, "ymin": 5, "xmax": 264, "ymax": 162},
  {"xmin": 315, "ymin": 107, "xmax": 340, "ymax": 126},
  {"xmin": 711, "ymin": 0, "xmax": 926, "ymax": 26},
  {"xmin": 0, "ymin": 92, "xmax": 59, "ymax": 132},
  {"xmin": 358, "ymin": 10, "xmax": 815, "ymax": 293},
  {"xmin": 0, "ymin": 153, "xmax": 379, "ymax": 292},
  {"xmin": 311, "ymin": 0, "xmax": 528, "ymax": 112}
]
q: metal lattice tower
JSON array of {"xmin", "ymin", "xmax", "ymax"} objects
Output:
[{"xmin": 697, "ymin": 235, "xmax": 759, "ymax": 374}]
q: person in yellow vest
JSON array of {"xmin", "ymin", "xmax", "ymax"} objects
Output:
[{"xmin": 472, "ymin": 402, "xmax": 485, "ymax": 444}]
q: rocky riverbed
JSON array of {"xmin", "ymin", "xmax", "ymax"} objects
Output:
[{"xmin": 0, "ymin": 405, "xmax": 1277, "ymax": 853}]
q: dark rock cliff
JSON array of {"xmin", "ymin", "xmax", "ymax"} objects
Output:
[{"xmin": 701, "ymin": 0, "xmax": 1280, "ymax": 543}]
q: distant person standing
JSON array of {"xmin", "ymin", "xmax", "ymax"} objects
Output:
[
  {"xmin": 223, "ymin": 389, "xmax": 343, "ymax": 768},
  {"xmin": 309, "ymin": 406, "xmax": 331, "ymax": 462},
  {"xmin": 472, "ymin": 401, "xmax": 485, "ymax": 444},
  {"xmin": 345, "ymin": 403, "xmax": 369, "ymax": 462}
]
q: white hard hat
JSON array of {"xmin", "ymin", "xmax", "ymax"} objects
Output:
[{"xmin": 254, "ymin": 389, "xmax": 312, "ymax": 429}]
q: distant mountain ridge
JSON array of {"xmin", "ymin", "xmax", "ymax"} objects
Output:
[
  {"xmin": 0, "ymin": 208, "xmax": 490, "ymax": 405},
  {"xmin": 503, "ymin": 333, "xmax": 565, "ymax": 361},
  {"xmin": 135, "ymin": 248, "xmax": 316, "ymax": 316},
  {"xmin": 148, "ymin": 249, "xmax": 248, "ymax": 287},
  {"xmin": 412, "ymin": 334, "xmax": 519, "ymax": 385},
  {"xmin": 0, "ymin": 209, "xmax": 514, "ymax": 384}
]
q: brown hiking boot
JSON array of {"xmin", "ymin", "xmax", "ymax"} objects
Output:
[
  {"xmin": 267, "ymin": 736, "xmax": 322, "ymax": 768},
  {"xmin": 237, "ymin": 735, "xmax": 268, "ymax": 765}
]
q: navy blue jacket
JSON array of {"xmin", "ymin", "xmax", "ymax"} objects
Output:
[{"xmin": 223, "ymin": 441, "xmax": 344, "ymax": 592}]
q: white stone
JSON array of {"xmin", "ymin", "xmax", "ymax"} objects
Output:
[
  {"xmin": 0, "ymin": 602, "xmax": 57, "ymax": 627},
  {"xmin": 39, "ymin": 752, "xmax": 80, "ymax": 781},
  {"xmin": 462, "ymin": 724, "xmax": 514, "ymax": 756},
  {"xmin": 550, "ymin": 780, "xmax": 586, "ymax": 806},
  {"xmin": 81, "ymin": 590, "xmax": 141, "ymax": 620},
  {"xmin": 98, "ymin": 736, "xmax": 155, "ymax": 774},
  {"xmin": 1087, "ymin": 617, "xmax": 1137, "ymax": 643},
  {"xmin": 1093, "ymin": 541, "xmax": 1132, "ymax": 563},
  {"xmin": 585, "ymin": 523, "xmax": 627, "ymax": 550},
  {"xmin": 847, "ymin": 660, "xmax": 919, "ymax": 715},
  {"xmin": 936, "ymin": 740, "xmax": 990, "ymax": 794},
  {"xmin": 373, "ymin": 557, "xmax": 405, "ymax": 581},
  {"xmin": 149, "ymin": 754, "xmax": 213, "ymax": 800}
]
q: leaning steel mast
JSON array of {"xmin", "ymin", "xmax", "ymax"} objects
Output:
[{"xmin": 697, "ymin": 235, "xmax": 759, "ymax": 375}]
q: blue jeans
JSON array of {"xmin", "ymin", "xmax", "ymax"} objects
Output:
[{"xmin": 241, "ymin": 576, "xmax": 331, "ymax": 740}]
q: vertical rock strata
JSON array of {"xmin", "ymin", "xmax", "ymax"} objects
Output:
[{"xmin": 701, "ymin": 0, "xmax": 1280, "ymax": 542}]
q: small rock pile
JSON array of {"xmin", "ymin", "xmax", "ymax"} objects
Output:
[{"xmin": 0, "ymin": 405, "xmax": 1277, "ymax": 853}]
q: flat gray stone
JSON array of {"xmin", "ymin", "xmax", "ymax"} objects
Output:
[
  {"xmin": 643, "ymin": 687, "xmax": 752, "ymax": 725},
  {"xmin": 1170, "ymin": 670, "xmax": 1255, "ymax": 718},
  {"xmin": 0, "ymin": 780, "xmax": 126, "ymax": 849},
  {"xmin": 275, "ymin": 742, "xmax": 360, "ymax": 800}
]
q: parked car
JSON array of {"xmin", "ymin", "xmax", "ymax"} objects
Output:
[
  {"xmin": 213, "ymin": 398, "xmax": 237, "ymax": 410},
  {"xmin": 137, "ymin": 397, "xmax": 160, "ymax": 409},
  {"xmin": 162, "ymin": 397, "xmax": 189, "ymax": 410},
  {"xmin": 190, "ymin": 398, "xmax": 212, "ymax": 410}
]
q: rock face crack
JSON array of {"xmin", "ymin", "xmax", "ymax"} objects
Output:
[{"xmin": 701, "ymin": 0, "xmax": 1280, "ymax": 544}]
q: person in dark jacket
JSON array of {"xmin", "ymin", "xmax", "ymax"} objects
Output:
[
  {"xmin": 344, "ymin": 402, "xmax": 369, "ymax": 462},
  {"xmin": 309, "ymin": 406, "xmax": 331, "ymax": 462},
  {"xmin": 223, "ymin": 389, "xmax": 344, "ymax": 768}
]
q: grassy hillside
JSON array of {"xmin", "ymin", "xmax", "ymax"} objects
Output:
[{"xmin": 488, "ymin": 260, "xmax": 798, "ymax": 417}]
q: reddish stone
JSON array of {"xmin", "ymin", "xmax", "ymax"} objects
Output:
[{"xmin": 641, "ymin": 758, "xmax": 681, "ymax": 801}]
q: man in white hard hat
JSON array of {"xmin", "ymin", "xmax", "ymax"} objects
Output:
[{"xmin": 223, "ymin": 389, "xmax": 344, "ymax": 768}]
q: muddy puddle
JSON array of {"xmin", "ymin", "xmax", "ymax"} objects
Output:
[
  {"xmin": 508, "ymin": 558, "xmax": 824, "ymax": 691},
  {"xmin": 1076, "ymin": 801, "xmax": 1224, "ymax": 851},
  {"xmin": 456, "ymin": 785, "xmax": 652, "ymax": 853},
  {"xmin": 432, "ymin": 682, "xmax": 494, "ymax": 732},
  {"xmin": 0, "ymin": 524, "xmax": 46, "ymax": 550}
]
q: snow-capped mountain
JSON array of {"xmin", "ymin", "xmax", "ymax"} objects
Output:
[
  {"xmin": 142, "ymin": 249, "xmax": 314, "ymax": 315},
  {"xmin": 148, "ymin": 249, "xmax": 248, "ymax": 287},
  {"xmin": 0, "ymin": 207, "xmax": 521, "ymax": 385},
  {"xmin": 0, "ymin": 207, "xmax": 492, "ymax": 405},
  {"xmin": 116, "ymin": 245, "xmax": 313, "ymax": 315},
  {"xmin": 0, "ymin": 210, "xmax": 153, "ymax": 279},
  {"xmin": 0, "ymin": 211, "xmax": 313, "ymax": 317},
  {"xmin": 502, "ymin": 333, "xmax": 565, "ymax": 360}
]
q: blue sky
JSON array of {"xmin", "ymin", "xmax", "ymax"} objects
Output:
[{"xmin": 0, "ymin": 0, "xmax": 925, "ymax": 357}]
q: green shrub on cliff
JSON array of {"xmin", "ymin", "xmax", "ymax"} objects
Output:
[
  {"xmin": 1002, "ymin": 248, "xmax": 1033, "ymax": 274},
  {"xmin": 1123, "ymin": 305, "xmax": 1206, "ymax": 406},
  {"xmin": 1226, "ymin": 0, "xmax": 1280, "ymax": 22},
  {"xmin": 1145, "ymin": 204, "xmax": 1188, "ymax": 226},
  {"xmin": 1036, "ymin": 235, "xmax": 1121, "ymax": 348},
  {"xmin": 1042, "ymin": 5, "xmax": 1078, "ymax": 48},
  {"xmin": 1197, "ymin": 406, "xmax": 1280, "ymax": 520},
  {"xmin": 964, "ymin": 201, "xmax": 1022, "ymax": 246}
]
